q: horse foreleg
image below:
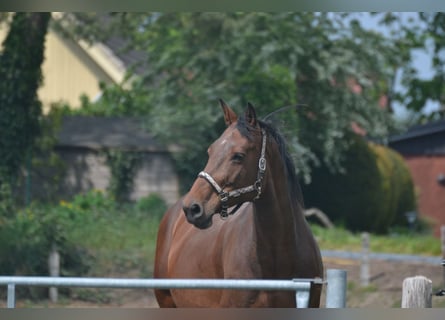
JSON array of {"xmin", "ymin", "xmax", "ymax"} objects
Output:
[
  {"xmin": 154, "ymin": 289, "xmax": 177, "ymax": 308},
  {"xmin": 308, "ymin": 283, "xmax": 322, "ymax": 308}
]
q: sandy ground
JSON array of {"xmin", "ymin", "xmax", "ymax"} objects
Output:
[{"xmin": 322, "ymin": 256, "xmax": 445, "ymax": 308}]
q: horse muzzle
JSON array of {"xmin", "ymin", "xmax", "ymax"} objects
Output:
[{"xmin": 183, "ymin": 201, "xmax": 214, "ymax": 229}]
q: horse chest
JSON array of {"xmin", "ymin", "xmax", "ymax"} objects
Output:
[{"xmin": 167, "ymin": 213, "xmax": 261, "ymax": 279}]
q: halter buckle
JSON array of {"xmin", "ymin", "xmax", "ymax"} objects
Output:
[
  {"xmin": 253, "ymin": 181, "xmax": 262, "ymax": 200},
  {"xmin": 220, "ymin": 210, "xmax": 229, "ymax": 220},
  {"xmin": 219, "ymin": 191, "xmax": 229, "ymax": 203},
  {"xmin": 258, "ymin": 157, "xmax": 266, "ymax": 171}
]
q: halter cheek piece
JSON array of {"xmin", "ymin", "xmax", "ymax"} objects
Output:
[{"xmin": 198, "ymin": 128, "xmax": 267, "ymax": 219}]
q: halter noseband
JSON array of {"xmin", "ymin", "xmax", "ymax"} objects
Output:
[{"xmin": 198, "ymin": 128, "xmax": 267, "ymax": 219}]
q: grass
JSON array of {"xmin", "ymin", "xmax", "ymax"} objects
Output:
[
  {"xmin": 65, "ymin": 203, "xmax": 163, "ymax": 277},
  {"xmin": 68, "ymin": 209, "xmax": 441, "ymax": 276},
  {"xmin": 310, "ymin": 224, "xmax": 441, "ymax": 256},
  {"xmin": 34, "ymin": 192, "xmax": 166, "ymax": 303},
  {"xmin": 67, "ymin": 210, "xmax": 441, "ymax": 282}
]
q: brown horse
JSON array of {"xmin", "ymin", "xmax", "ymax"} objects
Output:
[{"xmin": 154, "ymin": 100, "xmax": 323, "ymax": 307}]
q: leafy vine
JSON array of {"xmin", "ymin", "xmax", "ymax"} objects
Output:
[{"xmin": 104, "ymin": 150, "xmax": 142, "ymax": 203}]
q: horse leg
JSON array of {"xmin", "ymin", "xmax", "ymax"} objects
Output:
[
  {"xmin": 154, "ymin": 289, "xmax": 177, "ymax": 308},
  {"xmin": 218, "ymin": 289, "xmax": 265, "ymax": 307},
  {"xmin": 153, "ymin": 201, "xmax": 183, "ymax": 308},
  {"xmin": 308, "ymin": 283, "xmax": 322, "ymax": 308}
]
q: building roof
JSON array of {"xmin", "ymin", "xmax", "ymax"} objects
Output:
[
  {"xmin": 389, "ymin": 118, "xmax": 445, "ymax": 143},
  {"xmin": 52, "ymin": 12, "xmax": 148, "ymax": 86},
  {"xmin": 389, "ymin": 119, "xmax": 445, "ymax": 156},
  {"xmin": 90, "ymin": 13, "xmax": 148, "ymax": 75},
  {"xmin": 103, "ymin": 35, "xmax": 147, "ymax": 75},
  {"xmin": 56, "ymin": 116, "xmax": 171, "ymax": 152}
]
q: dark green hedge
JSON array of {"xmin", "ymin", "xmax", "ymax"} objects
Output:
[
  {"xmin": 369, "ymin": 143, "xmax": 416, "ymax": 228},
  {"xmin": 302, "ymin": 136, "xmax": 416, "ymax": 233}
]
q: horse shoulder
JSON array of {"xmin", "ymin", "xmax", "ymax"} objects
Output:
[
  {"xmin": 154, "ymin": 199, "xmax": 187, "ymax": 307},
  {"xmin": 220, "ymin": 204, "xmax": 260, "ymax": 278},
  {"xmin": 154, "ymin": 199, "xmax": 183, "ymax": 279}
]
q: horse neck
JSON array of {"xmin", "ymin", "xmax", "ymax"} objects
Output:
[{"xmin": 252, "ymin": 145, "xmax": 306, "ymax": 248}]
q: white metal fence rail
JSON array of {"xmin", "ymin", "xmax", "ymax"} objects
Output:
[{"xmin": 0, "ymin": 268, "xmax": 346, "ymax": 308}]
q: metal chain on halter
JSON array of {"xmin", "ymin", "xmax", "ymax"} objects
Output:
[{"xmin": 198, "ymin": 128, "xmax": 267, "ymax": 219}]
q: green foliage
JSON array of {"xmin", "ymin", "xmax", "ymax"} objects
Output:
[
  {"xmin": 0, "ymin": 202, "xmax": 91, "ymax": 280},
  {"xmin": 104, "ymin": 150, "xmax": 142, "ymax": 203},
  {"xmin": 61, "ymin": 13, "xmax": 400, "ymax": 188},
  {"xmin": 302, "ymin": 136, "xmax": 417, "ymax": 233},
  {"xmin": 0, "ymin": 189, "xmax": 167, "ymax": 300},
  {"xmin": 380, "ymin": 12, "xmax": 445, "ymax": 121},
  {"xmin": 24, "ymin": 107, "xmax": 67, "ymax": 204},
  {"xmin": 0, "ymin": 13, "xmax": 50, "ymax": 218},
  {"xmin": 131, "ymin": 12, "xmax": 399, "ymax": 185},
  {"xmin": 135, "ymin": 193, "xmax": 168, "ymax": 219},
  {"xmin": 368, "ymin": 143, "xmax": 416, "ymax": 227},
  {"xmin": 302, "ymin": 135, "xmax": 385, "ymax": 232},
  {"xmin": 0, "ymin": 190, "xmax": 109, "ymax": 277},
  {"xmin": 0, "ymin": 181, "xmax": 14, "ymax": 218},
  {"xmin": 70, "ymin": 80, "xmax": 151, "ymax": 117},
  {"xmin": 67, "ymin": 189, "xmax": 116, "ymax": 213},
  {"xmin": 311, "ymin": 224, "xmax": 440, "ymax": 256},
  {"xmin": 0, "ymin": 13, "xmax": 50, "ymax": 184},
  {"xmin": 54, "ymin": 190, "xmax": 165, "ymax": 280}
]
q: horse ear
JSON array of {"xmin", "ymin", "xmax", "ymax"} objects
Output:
[
  {"xmin": 245, "ymin": 102, "xmax": 258, "ymax": 127},
  {"xmin": 219, "ymin": 99, "xmax": 238, "ymax": 126}
]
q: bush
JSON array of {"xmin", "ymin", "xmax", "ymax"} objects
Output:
[
  {"xmin": 0, "ymin": 202, "xmax": 92, "ymax": 299},
  {"xmin": 0, "ymin": 203, "xmax": 92, "ymax": 274},
  {"xmin": 0, "ymin": 189, "xmax": 166, "ymax": 278},
  {"xmin": 135, "ymin": 193, "xmax": 167, "ymax": 219},
  {"xmin": 302, "ymin": 135, "xmax": 384, "ymax": 232},
  {"xmin": 368, "ymin": 143, "xmax": 416, "ymax": 228},
  {"xmin": 302, "ymin": 136, "xmax": 417, "ymax": 233},
  {"xmin": 0, "ymin": 190, "xmax": 112, "ymax": 296}
]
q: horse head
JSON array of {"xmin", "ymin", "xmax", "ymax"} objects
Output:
[{"xmin": 182, "ymin": 100, "xmax": 267, "ymax": 229}]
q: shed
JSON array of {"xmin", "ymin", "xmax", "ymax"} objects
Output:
[
  {"xmin": 389, "ymin": 119, "xmax": 445, "ymax": 236},
  {"xmin": 40, "ymin": 116, "xmax": 180, "ymax": 206}
]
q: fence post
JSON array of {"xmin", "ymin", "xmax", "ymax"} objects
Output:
[
  {"xmin": 441, "ymin": 225, "xmax": 445, "ymax": 287},
  {"xmin": 325, "ymin": 269, "xmax": 347, "ymax": 308},
  {"xmin": 48, "ymin": 244, "xmax": 60, "ymax": 303},
  {"xmin": 360, "ymin": 232, "xmax": 370, "ymax": 287},
  {"xmin": 401, "ymin": 276, "xmax": 432, "ymax": 308},
  {"xmin": 7, "ymin": 284, "xmax": 15, "ymax": 308}
]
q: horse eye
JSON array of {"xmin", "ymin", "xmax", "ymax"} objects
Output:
[{"xmin": 232, "ymin": 153, "xmax": 245, "ymax": 163}]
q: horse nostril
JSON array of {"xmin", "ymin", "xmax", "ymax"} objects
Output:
[
  {"xmin": 190, "ymin": 203, "xmax": 202, "ymax": 217},
  {"xmin": 184, "ymin": 202, "xmax": 203, "ymax": 220}
]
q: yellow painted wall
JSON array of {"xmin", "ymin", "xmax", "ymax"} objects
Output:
[{"xmin": 38, "ymin": 30, "xmax": 115, "ymax": 111}]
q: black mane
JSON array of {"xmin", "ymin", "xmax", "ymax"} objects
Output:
[{"xmin": 236, "ymin": 117, "xmax": 305, "ymax": 208}]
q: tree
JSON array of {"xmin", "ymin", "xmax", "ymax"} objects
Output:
[
  {"xmin": 379, "ymin": 12, "xmax": 445, "ymax": 122},
  {"xmin": 0, "ymin": 13, "xmax": 50, "ymax": 211},
  {"xmin": 58, "ymin": 13, "xmax": 404, "ymax": 189},
  {"xmin": 123, "ymin": 13, "xmax": 401, "ymax": 187}
]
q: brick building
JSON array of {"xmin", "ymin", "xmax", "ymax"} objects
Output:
[{"xmin": 389, "ymin": 119, "xmax": 445, "ymax": 236}]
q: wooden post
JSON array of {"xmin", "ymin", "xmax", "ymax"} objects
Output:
[
  {"xmin": 360, "ymin": 232, "xmax": 370, "ymax": 287},
  {"xmin": 48, "ymin": 244, "xmax": 60, "ymax": 303},
  {"xmin": 401, "ymin": 276, "xmax": 432, "ymax": 308}
]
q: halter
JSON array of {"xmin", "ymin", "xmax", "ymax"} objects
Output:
[{"xmin": 198, "ymin": 128, "xmax": 267, "ymax": 219}]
